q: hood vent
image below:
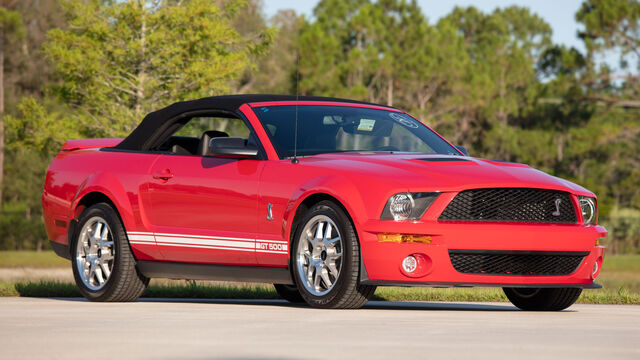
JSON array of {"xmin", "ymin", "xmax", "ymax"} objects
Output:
[{"xmin": 415, "ymin": 157, "xmax": 470, "ymax": 162}]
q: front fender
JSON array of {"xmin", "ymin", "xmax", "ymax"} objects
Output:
[{"xmin": 282, "ymin": 175, "xmax": 369, "ymax": 244}]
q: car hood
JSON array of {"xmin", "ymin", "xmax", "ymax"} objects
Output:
[{"xmin": 300, "ymin": 153, "xmax": 593, "ymax": 195}]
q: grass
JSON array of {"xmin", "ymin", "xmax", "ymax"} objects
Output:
[
  {"xmin": 0, "ymin": 251, "xmax": 638, "ymax": 304},
  {"xmin": 0, "ymin": 281, "xmax": 282, "ymax": 299},
  {"xmin": 1, "ymin": 279, "xmax": 638, "ymax": 304},
  {"xmin": 0, "ymin": 251, "xmax": 68, "ymax": 268},
  {"xmin": 597, "ymin": 254, "xmax": 640, "ymax": 272}
]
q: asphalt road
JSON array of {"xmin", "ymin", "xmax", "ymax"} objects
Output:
[{"xmin": 1, "ymin": 297, "xmax": 638, "ymax": 360}]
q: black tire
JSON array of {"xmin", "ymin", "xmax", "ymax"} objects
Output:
[
  {"xmin": 71, "ymin": 203, "xmax": 149, "ymax": 301},
  {"xmin": 291, "ymin": 200, "xmax": 376, "ymax": 309},
  {"xmin": 273, "ymin": 284, "xmax": 305, "ymax": 303},
  {"xmin": 503, "ymin": 287, "xmax": 582, "ymax": 311}
]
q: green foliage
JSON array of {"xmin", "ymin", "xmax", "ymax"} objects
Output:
[
  {"xmin": 576, "ymin": 0, "xmax": 640, "ymax": 57},
  {"xmin": 575, "ymin": 0, "xmax": 640, "ymax": 101},
  {"xmin": 43, "ymin": 0, "xmax": 271, "ymax": 138},
  {"xmin": 2, "ymin": 0, "xmax": 270, "ymax": 250},
  {"xmin": 601, "ymin": 208, "xmax": 640, "ymax": 254},
  {"xmin": 0, "ymin": 202, "xmax": 48, "ymax": 251},
  {"xmin": 0, "ymin": 0, "xmax": 65, "ymax": 110},
  {"xmin": 5, "ymin": 97, "xmax": 79, "ymax": 155},
  {"xmin": 13, "ymin": 281, "xmax": 80, "ymax": 297},
  {"xmin": 142, "ymin": 282, "xmax": 279, "ymax": 299},
  {"xmin": 0, "ymin": 7, "xmax": 25, "ymax": 44},
  {"xmin": 239, "ymin": 8, "xmax": 300, "ymax": 94},
  {"xmin": 0, "ymin": 282, "xmax": 18, "ymax": 297}
]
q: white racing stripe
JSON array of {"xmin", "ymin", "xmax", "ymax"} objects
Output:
[
  {"xmin": 154, "ymin": 232, "xmax": 255, "ymax": 243},
  {"xmin": 126, "ymin": 231, "xmax": 288, "ymax": 254},
  {"xmin": 156, "ymin": 243, "xmax": 255, "ymax": 252},
  {"xmin": 128, "ymin": 234, "xmax": 155, "ymax": 242},
  {"xmin": 156, "ymin": 236, "xmax": 255, "ymax": 249}
]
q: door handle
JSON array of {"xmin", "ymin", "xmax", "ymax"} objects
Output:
[{"xmin": 153, "ymin": 170, "xmax": 174, "ymax": 181}]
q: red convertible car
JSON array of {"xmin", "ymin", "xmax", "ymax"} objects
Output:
[{"xmin": 42, "ymin": 94, "xmax": 606, "ymax": 310}]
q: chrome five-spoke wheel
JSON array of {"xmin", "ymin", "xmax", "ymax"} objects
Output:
[
  {"xmin": 291, "ymin": 201, "xmax": 376, "ymax": 308},
  {"xmin": 296, "ymin": 215, "xmax": 343, "ymax": 296},
  {"xmin": 75, "ymin": 216, "xmax": 115, "ymax": 291}
]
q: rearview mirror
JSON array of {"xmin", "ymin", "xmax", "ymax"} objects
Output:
[
  {"xmin": 207, "ymin": 137, "xmax": 258, "ymax": 158},
  {"xmin": 455, "ymin": 145, "xmax": 469, "ymax": 156}
]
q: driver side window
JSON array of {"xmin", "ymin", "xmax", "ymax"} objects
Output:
[
  {"xmin": 174, "ymin": 117, "xmax": 250, "ymax": 139},
  {"xmin": 156, "ymin": 116, "xmax": 254, "ymax": 157}
]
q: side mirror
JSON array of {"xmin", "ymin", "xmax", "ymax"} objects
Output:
[
  {"xmin": 207, "ymin": 137, "xmax": 258, "ymax": 158},
  {"xmin": 455, "ymin": 145, "xmax": 469, "ymax": 156}
]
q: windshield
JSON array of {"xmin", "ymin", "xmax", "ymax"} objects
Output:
[{"xmin": 253, "ymin": 105, "xmax": 460, "ymax": 158}]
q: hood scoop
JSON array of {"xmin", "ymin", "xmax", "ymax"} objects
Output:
[{"xmin": 415, "ymin": 157, "xmax": 471, "ymax": 162}]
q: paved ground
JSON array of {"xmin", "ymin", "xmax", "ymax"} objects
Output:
[{"xmin": 0, "ymin": 297, "xmax": 638, "ymax": 360}]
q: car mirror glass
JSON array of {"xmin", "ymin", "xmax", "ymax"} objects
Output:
[{"xmin": 207, "ymin": 137, "xmax": 258, "ymax": 158}]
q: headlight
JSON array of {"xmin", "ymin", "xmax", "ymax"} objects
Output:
[
  {"xmin": 578, "ymin": 196, "xmax": 597, "ymax": 225},
  {"xmin": 381, "ymin": 192, "xmax": 440, "ymax": 221}
]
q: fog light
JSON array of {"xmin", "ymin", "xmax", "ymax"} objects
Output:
[
  {"xmin": 402, "ymin": 255, "xmax": 417, "ymax": 273},
  {"xmin": 591, "ymin": 256, "xmax": 603, "ymax": 279}
]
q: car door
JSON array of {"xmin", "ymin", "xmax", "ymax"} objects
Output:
[{"xmin": 145, "ymin": 115, "xmax": 264, "ymax": 265}]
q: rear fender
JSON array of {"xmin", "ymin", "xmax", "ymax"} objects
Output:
[{"xmin": 69, "ymin": 172, "xmax": 135, "ymax": 231}]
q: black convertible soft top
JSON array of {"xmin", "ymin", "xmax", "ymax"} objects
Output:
[{"xmin": 115, "ymin": 94, "xmax": 386, "ymax": 151}]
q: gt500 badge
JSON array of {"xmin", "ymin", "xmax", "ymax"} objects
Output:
[{"xmin": 256, "ymin": 241, "xmax": 288, "ymax": 253}]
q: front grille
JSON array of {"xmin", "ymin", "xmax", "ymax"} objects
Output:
[
  {"xmin": 448, "ymin": 250, "xmax": 587, "ymax": 276},
  {"xmin": 439, "ymin": 188, "xmax": 577, "ymax": 223}
]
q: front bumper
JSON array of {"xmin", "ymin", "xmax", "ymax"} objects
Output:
[{"xmin": 359, "ymin": 220, "xmax": 607, "ymax": 288}]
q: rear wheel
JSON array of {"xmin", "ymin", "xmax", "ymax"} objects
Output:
[
  {"xmin": 292, "ymin": 201, "xmax": 376, "ymax": 309},
  {"xmin": 71, "ymin": 203, "xmax": 149, "ymax": 301},
  {"xmin": 273, "ymin": 284, "xmax": 305, "ymax": 303},
  {"xmin": 503, "ymin": 287, "xmax": 582, "ymax": 311}
]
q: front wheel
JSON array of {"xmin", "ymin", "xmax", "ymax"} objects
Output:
[
  {"xmin": 71, "ymin": 203, "xmax": 149, "ymax": 301},
  {"xmin": 291, "ymin": 201, "xmax": 376, "ymax": 309},
  {"xmin": 503, "ymin": 287, "xmax": 582, "ymax": 311}
]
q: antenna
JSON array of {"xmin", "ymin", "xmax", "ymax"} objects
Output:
[{"xmin": 292, "ymin": 48, "xmax": 300, "ymax": 164}]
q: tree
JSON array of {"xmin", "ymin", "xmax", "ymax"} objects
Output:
[
  {"xmin": 439, "ymin": 6, "xmax": 552, "ymax": 154},
  {"xmin": 0, "ymin": 7, "xmax": 24, "ymax": 210},
  {"xmin": 1, "ymin": 0, "xmax": 66, "ymax": 104},
  {"xmin": 241, "ymin": 9, "xmax": 300, "ymax": 94},
  {"xmin": 1, "ymin": 0, "xmax": 271, "ymax": 250},
  {"xmin": 576, "ymin": 0, "xmax": 640, "ymax": 105},
  {"xmin": 42, "ymin": 0, "xmax": 270, "ymax": 138}
]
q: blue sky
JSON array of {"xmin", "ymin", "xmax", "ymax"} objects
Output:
[{"xmin": 263, "ymin": 0, "xmax": 586, "ymax": 52}]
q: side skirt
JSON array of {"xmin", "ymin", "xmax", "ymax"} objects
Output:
[{"xmin": 137, "ymin": 261, "xmax": 294, "ymax": 285}]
